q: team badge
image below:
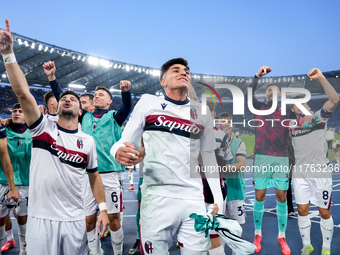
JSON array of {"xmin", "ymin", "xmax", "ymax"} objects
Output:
[
  {"xmin": 17, "ymin": 140, "xmax": 22, "ymax": 146},
  {"xmin": 77, "ymin": 138, "xmax": 84, "ymax": 149},
  {"xmin": 190, "ymin": 108, "xmax": 198, "ymax": 120},
  {"xmin": 144, "ymin": 241, "xmax": 153, "ymax": 254},
  {"xmin": 93, "ymin": 124, "xmax": 97, "ymax": 130}
]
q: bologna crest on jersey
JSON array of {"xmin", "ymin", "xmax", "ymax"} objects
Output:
[
  {"xmin": 144, "ymin": 241, "xmax": 153, "ymax": 254},
  {"xmin": 17, "ymin": 140, "xmax": 22, "ymax": 146},
  {"xmin": 77, "ymin": 138, "xmax": 84, "ymax": 149},
  {"xmin": 190, "ymin": 108, "xmax": 198, "ymax": 120}
]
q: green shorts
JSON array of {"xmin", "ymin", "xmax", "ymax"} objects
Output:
[
  {"xmin": 137, "ymin": 178, "xmax": 143, "ymax": 201},
  {"xmin": 253, "ymin": 154, "xmax": 290, "ymax": 190}
]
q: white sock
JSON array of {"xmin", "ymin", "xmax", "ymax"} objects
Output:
[
  {"xmin": 298, "ymin": 214, "xmax": 311, "ymax": 247},
  {"xmin": 0, "ymin": 225, "xmax": 5, "ymax": 255},
  {"xmin": 129, "ymin": 172, "xmax": 134, "ymax": 185},
  {"xmin": 5, "ymin": 229, "xmax": 14, "ymax": 241},
  {"xmin": 18, "ymin": 224, "xmax": 26, "ymax": 255},
  {"xmin": 320, "ymin": 216, "xmax": 333, "ymax": 252},
  {"xmin": 209, "ymin": 245, "xmax": 225, "ymax": 255},
  {"xmin": 87, "ymin": 228, "xmax": 101, "ymax": 255},
  {"xmin": 110, "ymin": 227, "xmax": 124, "ymax": 255},
  {"xmin": 255, "ymin": 229, "xmax": 262, "ymax": 236},
  {"xmin": 278, "ymin": 231, "xmax": 285, "ymax": 239}
]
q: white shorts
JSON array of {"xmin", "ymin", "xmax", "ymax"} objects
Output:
[
  {"xmin": 141, "ymin": 195, "xmax": 210, "ymax": 254},
  {"xmin": 26, "ymin": 216, "xmax": 87, "ymax": 255},
  {"xmin": 0, "ymin": 184, "xmax": 8, "ymax": 202},
  {"xmin": 293, "ymin": 178, "xmax": 332, "ymax": 209},
  {"xmin": 224, "ymin": 200, "xmax": 246, "ymax": 225},
  {"xmin": 0, "ymin": 185, "xmax": 29, "ymax": 217},
  {"xmin": 83, "ymin": 172, "xmax": 122, "ymax": 216}
]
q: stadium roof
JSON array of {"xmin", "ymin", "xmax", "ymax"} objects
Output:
[{"xmin": 1, "ymin": 32, "xmax": 340, "ymax": 98}]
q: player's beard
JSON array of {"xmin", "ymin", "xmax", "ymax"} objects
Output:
[{"xmin": 59, "ymin": 109, "xmax": 77, "ymax": 120}]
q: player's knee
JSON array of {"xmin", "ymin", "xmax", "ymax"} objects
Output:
[
  {"xmin": 0, "ymin": 213, "xmax": 9, "ymax": 226},
  {"xmin": 319, "ymin": 210, "xmax": 331, "ymax": 220},
  {"xmin": 275, "ymin": 192, "xmax": 287, "ymax": 202},
  {"xmin": 210, "ymin": 235, "xmax": 221, "ymax": 249},
  {"xmin": 255, "ymin": 193, "xmax": 266, "ymax": 202},
  {"xmin": 297, "ymin": 207, "xmax": 309, "ymax": 216},
  {"xmin": 109, "ymin": 219, "xmax": 120, "ymax": 231},
  {"xmin": 85, "ymin": 214, "xmax": 97, "ymax": 231},
  {"xmin": 108, "ymin": 213, "xmax": 121, "ymax": 231}
]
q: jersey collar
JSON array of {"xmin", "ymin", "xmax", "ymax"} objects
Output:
[
  {"xmin": 164, "ymin": 95, "xmax": 189, "ymax": 105},
  {"xmin": 56, "ymin": 124, "xmax": 78, "ymax": 134}
]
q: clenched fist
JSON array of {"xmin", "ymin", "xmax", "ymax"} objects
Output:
[{"xmin": 120, "ymin": 80, "xmax": 131, "ymax": 92}]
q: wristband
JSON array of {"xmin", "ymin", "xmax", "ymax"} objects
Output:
[
  {"xmin": 2, "ymin": 53, "xmax": 16, "ymax": 64},
  {"xmin": 98, "ymin": 202, "xmax": 107, "ymax": 211}
]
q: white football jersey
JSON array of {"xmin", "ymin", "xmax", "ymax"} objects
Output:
[
  {"xmin": 112, "ymin": 94, "xmax": 215, "ymax": 200},
  {"xmin": 46, "ymin": 113, "xmax": 59, "ymax": 123},
  {"xmin": 29, "ymin": 114, "xmax": 98, "ymax": 221},
  {"xmin": 290, "ymin": 109, "xmax": 330, "ymax": 174}
]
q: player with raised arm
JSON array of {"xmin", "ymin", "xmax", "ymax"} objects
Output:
[
  {"xmin": 0, "ymin": 18, "xmax": 109, "ymax": 255},
  {"xmin": 43, "ymin": 60, "xmax": 132, "ymax": 255},
  {"xmin": 290, "ymin": 68, "xmax": 339, "ymax": 255},
  {"xmin": 111, "ymin": 58, "xmax": 223, "ymax": 255},
  {"xmin": 249, "ymin": 66, "xmax": 291, "ymax": 255}
]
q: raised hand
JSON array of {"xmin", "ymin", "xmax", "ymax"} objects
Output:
[
  {"xmin": 120, "ymin": 80, "xmax": 131, "ymax": 92},
  {"xmin": 43, "ymin": 61, "xmax": 56, "ymax": 78},
  {"xmin": 307, "ymin": 68, "xmax": 324, "ymax": 80},
  {"xmin": 256, "ymin": 66, "xmax": 272, "ymax": 78},
  {"xmin": 0, "ymin": 18, "xmax": 13, "ymax": 55}
]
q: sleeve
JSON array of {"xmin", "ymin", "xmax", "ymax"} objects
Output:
[
  {"xmin": 315, "ymin": 108, "xmax": 332, "ymax": 122},
  {"xmin": 236, "ymin": 141, "xmax": 246, "ymax": 158},
  {"xmin": 49, "ymin": 79, "xmax": 64, "ymax": 102},
  {"xmin": 110, "ymin": 96, "xmax": 147, "ymax": 157},
  {"xmin": 247, "ymin": 75, "xmax": 263, "ymax": 110},
  {"xmin": 113, "ymin": 90, "xmax": 133, "ymax": 126},
  {"xmin": 0, "ymin": 124, "xmax": 6, "ymax": 139},
  {"xmin": 200, "ymin": 109, "xmax": 215, "ymax": 152},
  {"xmin": 28, "ymin": 114, "xmax": 46, "ymax": 137},
  {"xmin": 86, "ymin": 137, "xmax": 98, "ymax": 173}
]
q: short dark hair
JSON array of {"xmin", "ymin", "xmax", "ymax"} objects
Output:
[
  {"xmin": 59, "ymin": 90, "xmax": 82, "ymax": 109},
  {"xmin": 44, "ymin": 91, "xmax": 56, "ymax": 105},
  {"xmin": 80, "ymin": 93, "xmax": 94, "ymax": 101},
  {"xmin": 265, "ymin": 84, "xmax": 279, "ymax": 91},
  {"xmin": 95, "ymin": 86, "xmax": 112, "ymax": 100},
  {"xmin": 12, "ymin": 103, "xmax": 21, "ymax": 110},
  {"xmin": 160, "ymin": 58, "xmax": 189, "ymax": 80},
  {"xmin": 216, "ymin": 112, "xmax": 232, "ymax": 119},
  {"xmin": 206, "ymin": 100, "xmax": 215, "ymax": 113}
]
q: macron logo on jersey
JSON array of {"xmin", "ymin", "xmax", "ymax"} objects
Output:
[
  {"xmin": 144, "ymin": 115, "xmax": 203, "ymax": 139},
  {"xmin": 161, "ymin": 103, "xmax": 167, "ymax": 110}
]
